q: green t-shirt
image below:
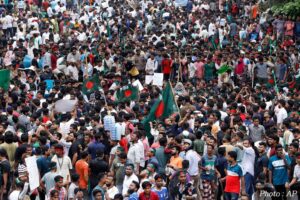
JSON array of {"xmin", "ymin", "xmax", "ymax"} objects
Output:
[
  {"xmin": 111, "ymin": 158, "xmax": 132, "ymax": 185},
  {"xmin": 193, "ymin": 139, "xmax": 205, "ymax": 155},
  {"xmin": 204, "ymin": 62, "xmax": 215, "ymax": 79}
]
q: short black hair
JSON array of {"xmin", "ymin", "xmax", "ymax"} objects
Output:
[
  {"xmin": 54, "ymin": 175, "xmax": 63, "ymax": 182},
  {"xmin": 119, "ymin": 152, "xmax": 127, "ymax": 159},
  {"xmin": 142, "ymin": 181, "xmax": 152, "ymax": 189},
  {"xmin": 74, "ymin": 188, "xmax": 83, "ymax": 195},
  {"xmin": 290, "ymin": 142, "xmax": 299, "ymax": 149},
  {"xmin": 113, "ymin": 193, "xmax": 123, "ymax": 200},
  {"xmin": 71, "ymin": 173, "xmax": 79, "ymax": 182},
  {"xmin": 207, "ymin": 144, "xmax": 214, "ymax": 150},
  {"xmin": 154, "ymin": 174, "xmax": 163, "ymax": 180},
  {"xmin": 218, "ymin": 147, "xmax": 226, "ymax": 156},
  {"xmin": 228, "ymin": 151, "xmax": 237, "ymax": 161},
  {"xmin": 159, "ymin": 137, "xmax": 167, "ymax": 146},
  {"xmin": 275, "ymin": 144, "xmax": 283, "ymax": 150},
  {"xmin": 171, "ymin": 145, "xmax": 181, "ymax": 152},
  {"xmin": 132, "ymin": 180, "xmax": 140, "ymax": 190},
  {"xmin": 259, "ymin": 142, "xmax": 267, "ymax": 148},
  {"xmin": 0, "ymin": 148, "xmax": 7, "ymax": 157},
  {"xmin": 80, "ymin": 151, "xmax": 89, "ymax": 159},
  {"xmin": 93, "ymin": 189, "xmax": 102, "ymax": 197},
  {"xmin": 97, "ymin": 172, "xmax": 106, "ymax": 181},
  {"xmin": 50, "ymin": 189, "xmax": 59, "ymax": 197},
  {"xmin": 4, "ymin": 131, "xmax": 14, "ymax": 143},
  {"xmin": 269, "ymin": 134, "xmax": 280, "ymax": 143}
]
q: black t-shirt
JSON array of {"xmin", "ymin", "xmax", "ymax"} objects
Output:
[
  {"xmin": 0, "ymin": 159, "xmax": 11, "ymax": 189},
  {"xmin": 68, "ymin": 138, "xmax": 85, "ymax": 161},
  {"xmin": 89, "ymin": 158, "xmax": 109, "ymax": 190},
  {"xmin": 256, "ymin": 153, "xmax": 269, "ymax": 178},
  {"xmin": 14, "ymin": 144, "xmax": 27, "ymax": 165}
]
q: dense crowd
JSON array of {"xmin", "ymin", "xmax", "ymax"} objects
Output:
[{"xmin": 0, "ymin": 0, "xmax": 299, "ymax": 200}]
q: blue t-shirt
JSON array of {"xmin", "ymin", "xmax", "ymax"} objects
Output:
[
  {"xmin": 88, "ymin": 141, "xmax": 105, "ymax": 160},
  {"xmin": 152, "ymin": 187, "xmax": 168, "ymax": 200},
  {"xmin": 268, "ymin": 155, "xmax": 291, "ymax": 185},
  {"xmin": 37, "ymin": 156, "xmax": 51, "ymax": 178},
  {"xmin": 128, "ymin": 192, "xmax": 139, "ymax": 200}
]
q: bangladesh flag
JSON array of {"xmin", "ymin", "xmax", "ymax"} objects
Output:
[
  {"xmin": 0, "ymin": 69, "xmax": 10, "ymax": 91},
  {"xmin": 82, "ymin": 75, "xmax": 100, "ymax": 94},
  {"xmin": 116, "ymin": 85, "xmax": 139, "ymax": 102},
  {"xmin": 142, "ymin": 82, "xmax": 179, "ymax": 138}
]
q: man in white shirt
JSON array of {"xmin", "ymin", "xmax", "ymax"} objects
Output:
[
  {"xmin": 275, "ymin": 100, "xmax": 288, "ymax": 128},
  {"xmin": 42, "ymin": 29, "xmax": 50, "ymax": 44},
  {"xmin": 43, "ymin": 47, "xmax": 52, "ymax": 68},
  {"xmin": 67, "ymin": 47, "xmax": 81, "ymax": 66},
  {"xmin": 182, "ymin": 139, "xmax": 201, "ymax": 197},
  {"xmin": 51, "ymin": 144, "xmax": 73, "ymax": 183},
  {"xmin": 66, "ymin": 64, "xmax": 79, "ymax": 81},
  {"xmin": 47, "ymin": 6, "xmax": 54, "ymax": 18},
  {"xmin": 145, "ymin": 54, "xmax": 158, "ymax": 75},
  {"xmin": 199, "ymin": 27, "xmax": 209, "ymax": 39},
  {"xmin": 122, "ymin": 164, "xmax": 139, "ymax": 196},
  {"xmin": 106, "ymin": 175, "xmax": 119, "ymax": 199},
  {"xmin": 5, "ymin": 14, "xmax": 13, "ymax": 39},
  {"xmin": 208, "ymin": 22, "xmax": 216, "ymax": 36},
  {"xmin": 240, "ymin": 138, "xmax": 256, "ymax": 198},
  {"xmin": 127, "ymin": 131, "xmax": 144, "ymax": 174}
]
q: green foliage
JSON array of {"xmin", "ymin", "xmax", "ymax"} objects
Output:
[{"xmin": 271, "ymin": 0, "xmax": 300, "ymax": 18}]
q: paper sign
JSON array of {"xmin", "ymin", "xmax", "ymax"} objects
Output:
[
  {"xmin": 132, "ymin": 80, "xmax": 144, "ymax": 91},
  {"xmin": 145, "ymin": 75, "xmax": 153, "ymax": 85},
  {"xmin": 102, "ymin": 2, "xmax": 108, "ymax": 8},
  {"xmin": 25, "ymin": 156, "xmax": 40, "ymax": 190},
  {"xmin": 54, "ymin": 99, "xmax": 77, "ymax": 113},
  {"xmin": 152, "ymin": 73, "xmax": 164, "ymax": 86}
]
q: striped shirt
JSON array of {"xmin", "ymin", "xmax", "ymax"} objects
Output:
[{"xmin": 103, "ymin": 115, "xmax": 116, "ymax": 139}]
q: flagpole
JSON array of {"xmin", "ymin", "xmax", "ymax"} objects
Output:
[{"xmin": 168, "ymin": 80, "xmax": 181, "ymax": 120}]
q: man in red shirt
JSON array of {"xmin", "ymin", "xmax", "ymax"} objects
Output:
[
  {"xmin": 161, "ymin": 54, "xmax": 172, "ymax": 81},
  {"xmin": 139, "ymin": 181, "xmax": 159, "ymax": 200}
]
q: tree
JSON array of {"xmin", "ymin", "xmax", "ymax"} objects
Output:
[{"xmin": 270, "ymin": 0, "xmax": 300, "ymax": 18}]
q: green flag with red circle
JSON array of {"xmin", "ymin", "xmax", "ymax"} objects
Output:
[
  {"xmin": 142, "ymin": 82, "xmax": 179, "ymax": 138},
  {"xmin": 116, "ymin": 85, "xmax": 139, "ymax": 102},
  {"xmin": 82, "ymin": 75, "xmax": 100, "ymax": 94}
]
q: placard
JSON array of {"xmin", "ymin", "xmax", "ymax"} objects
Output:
[
  {"xmin": 25, "ymin": 156, "xmax": 40, "ymax": 190},
  {"xmin": 152, "ymin": 73, "xmax": 164, "ymax": 86}
]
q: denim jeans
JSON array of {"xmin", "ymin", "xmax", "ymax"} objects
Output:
[
  {"xmin": 224, "ymin": 192, "xmax": 239, "ymax": 200},
  {"xmin": 244, "ymin": 172, "xmax": 254, "ymax": 197}
]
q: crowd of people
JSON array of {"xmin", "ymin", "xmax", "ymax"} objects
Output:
[{"xmin": 0, "ymin": 0, "xmax": 299, "ymax": 199}]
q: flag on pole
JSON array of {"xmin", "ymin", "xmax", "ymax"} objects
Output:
[
  {"xmin": 116, "ymin": 85, "xmax": 139, "ymax": 102},
  {"xmin": 142, "ymin": 82, "xmax": 179, "ymax": 138},
  {"xmin": 82, "ymin": 75, "xmax": 100, "ymax": 94},
  {"xmin": 0, "ymin": 69, "xmax": 10, "ymax": 91}
]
